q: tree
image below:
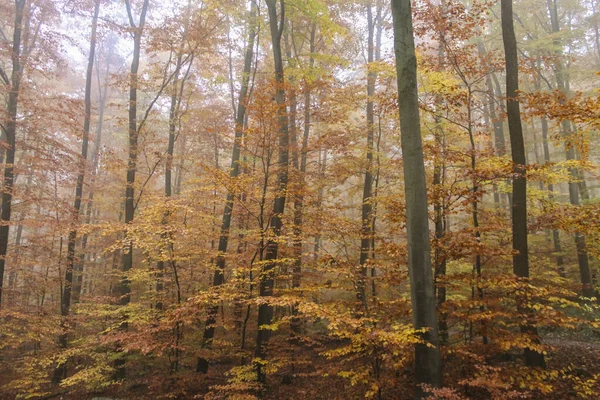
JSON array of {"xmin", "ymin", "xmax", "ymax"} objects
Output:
[
  {"xmin": 500, "ymin": 0, "xmax": 546, "ymax": 368},
  {"xmin": 53, "ymin": 0, "xmax": 100, "ymax": 383},
  {"xmin": 0, "ymin": 0, "xmax": 26, "ymax": 307},
  {"xmin": 255, "ymin": 0, "xmax": 289, "ymax": 385},
  {"xmin": 358, "ymin": 0, "xmax": 382, "ymax": 307},
  {"xmin": 390, "ymin": 0, "xmax": 442, "ymax": 394},
  {"xmin": 116, "ymin": 0, "xmax": 150, "ymax": 379},
  {"xmin": 197, "ymin": 0, "xmax": 257, "ymax": 374},
  {"xmin": 546, "ymin": 0, "xmax": 593, "ymax": 298}
]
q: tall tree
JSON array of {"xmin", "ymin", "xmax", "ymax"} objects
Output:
[
  {"xmin": 255, "ymin": 0, "xmax": 289, "ymax": 385},
  {"xmin": 72, "ymin": 33, "xmax": 117, "ymax": 303},
  {"xmin": 197, "ymin": 0, "xmax": 257, "ymax": 374},
  {"xmin": 390, "ymin": 0, "xmax": 442, "ymax": 395},
  {"xmin": 115, "ymin": 0, "xmax": 150, "ymax": 379},
  {"xmin": 500, "ymin": 0, "xmax": 546, "ymax": 368},
  {"xmin": 0, "ymin": 0, "xmax": 26, "ymax": 307},
  {"xmin": 546, "ymin": 0, "xmax": 593, "ymax": 297},
  {"xmin": 53, "ymin": 0, "xmax": 100, "ymax": 383},
  {"xmin": 358, "ymin": 0, "xmax": 381, "ymax": 306},
  {"xmin": 534, "ymin": 69, "xmax": 566, "ymax": 278},
  {"xmin": 290, "ymin": 20, "xmax": 316, "ymax": 335}
]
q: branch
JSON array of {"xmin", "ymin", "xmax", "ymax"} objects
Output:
[
  {"xmin": 124, "ymin": 0, "xmax": 137, "ymax": 29},
  {"xmin": 277, "ymin": 0, "xmax": 285, "ymax": 42},
  {"xmin": 134, "ymin": 155, "xmax": 163, "ymax": 211},
  {"xmin": 0, "ymin": 66, "xmax": 9, "ymax": 85}
]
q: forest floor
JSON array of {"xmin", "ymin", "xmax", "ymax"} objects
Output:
[{"xmin": 2, "ymin": 331, "xmax": 600, "ymax": 399}]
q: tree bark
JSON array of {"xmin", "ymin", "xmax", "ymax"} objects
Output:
[
  {"xmin": 358, "ymin": 1, "xmax": 378, "ymax": 307},
  {"xmin": 500, "ymin": 0, "xmax": 546, "ymax": 368},
  {"xmin": 391, "ymin": 0, "xmax": 442, "ymax": 395},
  {"xmin": 52, "ymin": 0, "xmax": 100, "ymax": 383},
  {"xmin": 0, "ymin": 0, "xmax": 25, "ymax": 308},
  {"xmin": 255, "ymin": 0, "xmax": 289, "ymax": 385},
  {"xmin": 72, "ymin": 39, "xmax": 113, "ymax": 303},
  {"xmin": 197, "ymin": 0, "xmax": 257, "ymax": 374},
  {"xmin": 290, "ymin": 22, "xmax": 316, "ymax": 336},
  {"xmin": 534, "ymin": 69, "xmax": 566, "ymax": 278},
  {"xmin": 115, "ymin": 0, "xmax": 150, "ymax": 380},
  {"xmin": 546, "ymin": 0, "xmax": 593, "ymax": 297}
]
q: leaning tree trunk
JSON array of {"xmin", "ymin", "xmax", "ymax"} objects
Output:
[
  {"xmin": 53, "ymin": 0, "xmax": 100, "ymax": 384},
  {"xmin": 197, "ymin": 0, "xmax": 257, "ymax": 374},
  {"xmin": 500, "ymin": 0, "xmax": 546, "ymax": 368},
  {"xmin": 391, "ymin": 0, "xmax": 442, "ymax": 395},
  {"xmin": 255, "ymin": 0, "xmax": 289, "ymax": 385},
  {"xmin": 0, "ymin": 0, "xmax": 25, "ymax": 308}
]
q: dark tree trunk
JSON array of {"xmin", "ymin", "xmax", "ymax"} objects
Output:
[
  {"xmin": 358, "ymin": 2, "xmax": 377, "ymax": 307},
  {"xmin": 434, "ymin": 37, "xmax": 448, "ymax": 345},
  {"xmin": 197, "ymin": 0, "xmax": 257, "ymax": 374},
  {"xmin": 115, "ymin": 0, "xmax": 150, "ymax": 380},
  {"xmin": 52, "ymin": 0, "xmax": 100, "ymax": 383},
  {"xmin": 0, "ymin": 0, "xmax": 25, "ymax": 308},
  {"xmin": 501, "ymin": 0, "xmax": 546, "ymax": 368},
  {"xmin": 255, "ymin": 0, "xmax": 289, "ymax": 385},
  {"xmin": 72, "ymin": 49, "xmax": 111, "ymax": 303},
  {"xmin": 391, "ymin": 0, "xmax": 442, "ymax": 395}
]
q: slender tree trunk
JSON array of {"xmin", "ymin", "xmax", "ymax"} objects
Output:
[
  {"xmin": 255, "ymin": 0, "xmax": 289, "ymax": 385},
  {"xmin": 72, "ymin": 59, "xmax": 109, "ymax": 303},
  {"xmin": 370, "ymin": 3, "xmax": 384, "ymax": 302},
  {"xmin": 434, "ymin": 36, "xmax": 448, "ymax": 344},
  {"xmin": 0, "ymin": 0, "xmax": 25, "ymax": 308},
  {"xmin": 313, "ymin": 147, "xmax": 326, "ymax": 254},
  {"xmin": 174, "ymin": 134, "xmax": 186, "ymax": 196},
  {"xmin": 115, "ymin": 0, "xmax": 150, "ymax": 380},
  {"xmin": 358, "ymin": 2, "xmax": 378, "ymax": 308},
  {"xmin": 391, "ymin": 0, "xmax": 442, "ymax": 394},
  {"xmin": 480, "ymin": 48, "xmax": 509, "ymax": 207},
  {"xmin": 157, "ymin": 40, "xmax": 193, "ymax": 309},
  {"xmin": 196, "ymin": 0, "xmax": 257, "ymax": 374},
  {"xmin": 501, "ymin": 0, "xmax": 546, "ymax": 368},
  {"xmin": 546, "ymin": 0, "xmax": 593, "ymax": 297},
  {"xmin": 534, "ymin": 71, "xmax": 566, "ymax": 278},
  {"xmin": 158, "ymin": 44, "xmax": 192, "ymax": 374},
  {"xmin": 52, "ymin": 0, "xmax": 100, "ymax": 383},
  {"xmin": 290, "ymin": 22, "xmax": 316, "ymax": 336}
]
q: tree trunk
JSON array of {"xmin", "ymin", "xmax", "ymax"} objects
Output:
[
  {"xmin": 534, "ymin": 70, "xmax": 566, "ymax": 278},
  {"xmin": 72, "ymin": 44, "xmax": 111, "ymax": 303},
  {"xmin": 197, "ymin": 0, "xmax": 257, "ymax": 374},
  {"xmin": 500, "ymin": 0, "xmax": 546, "ymax": 368},
  {"xmin": 477, "ymin": 41, "xmax": 506, "ymax": 206},
  {"xmin": 434, "ymin": 37, "xmax": 448, "ymax": 345},
  {"xmin": 115, "ymin": 0, "xmax": 150, "ymax": 380},
  {"xmin": 255, "ymin": 0, "xmax": 289, "ymax": 385},
  {"xmin": 290, "ymin": 22, "xmax": 316, "ymax": 336},
  {"xmin": 358, "ymin": 2, "xmax": 379, "ymax": 308},
  {"xmin": 0, "ymin": 0, "xmax": 25, "ymax": 308},
  {"xmin": 546, "ymin": 0, "xmax": 593, "ymax": 297},
  {"xmin": 52, "ymin": 0, "xmax": 100, "ymax": 383},
  {"xmin": 391, "ymin": 0, "xmax": 442, "ymax": 395}
]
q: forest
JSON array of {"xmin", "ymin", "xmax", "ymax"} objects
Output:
[{"xmin": 0, "ymin": 0, "xmax": 599, "ymax": 398}]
